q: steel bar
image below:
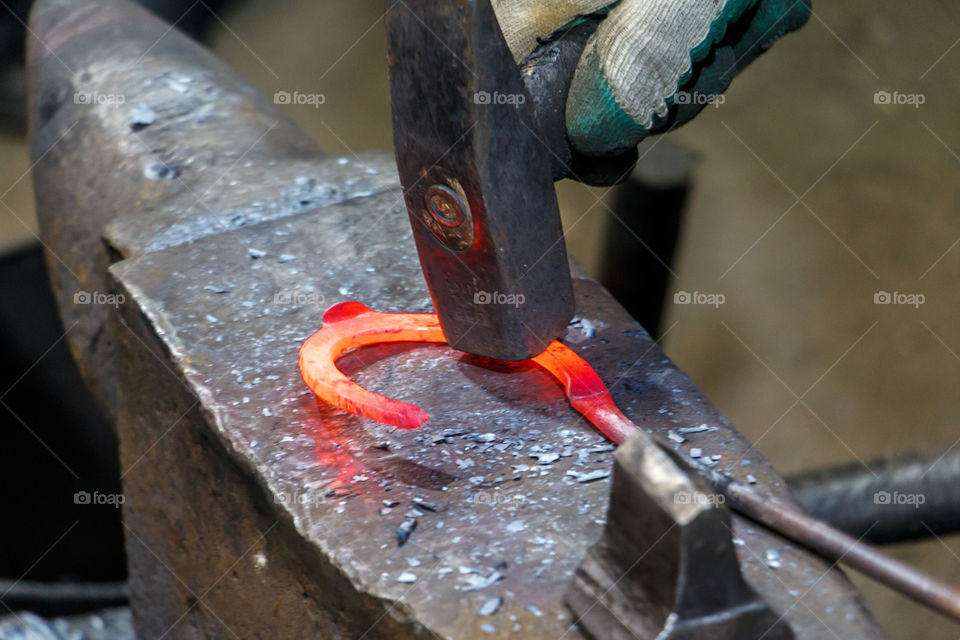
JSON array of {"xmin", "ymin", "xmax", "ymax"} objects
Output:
[
  {"xmin": 787, "ymin": 450, "xmax": 960, "ymax": 544},
  {"xmin": 722, "ymin": 480, "xmax": 960, "ymax": 622}
]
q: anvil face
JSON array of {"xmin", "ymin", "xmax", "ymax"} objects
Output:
[{"xmin": 386, "ymin": 0, "xmax": 575, "ymax": 361}]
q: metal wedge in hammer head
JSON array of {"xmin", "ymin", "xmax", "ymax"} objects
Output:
[
  {"xmin": 566, "ymin": 430, "xmax": 795, "ymax": 640},
  {"xmin": 385, "ymin": 0, "xmax": 575, "ymax": 361}
]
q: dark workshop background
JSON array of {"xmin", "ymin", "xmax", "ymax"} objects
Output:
[{"xmin": 1, "ymin": 1, "xmax": 959, "ymax": 638}]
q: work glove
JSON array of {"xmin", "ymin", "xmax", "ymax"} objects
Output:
[{"xmin": 493, "ymin": 0, "xmax": 811, "ymax": 159}]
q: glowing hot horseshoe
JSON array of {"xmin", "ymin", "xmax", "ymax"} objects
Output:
[{"xmin": 299, "ymin": 301, "xmax": 640, "ymax": 444}]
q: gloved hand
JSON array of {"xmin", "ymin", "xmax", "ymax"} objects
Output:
[{"xmin": 493, "ymin": 0, "xmax": 811, "ymax": 158}]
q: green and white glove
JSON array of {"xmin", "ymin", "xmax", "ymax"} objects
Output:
[{"xmin": 493, "ymin": 0, "xmax": 811, "ymax": 157}]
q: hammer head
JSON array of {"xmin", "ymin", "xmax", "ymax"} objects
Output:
[{"xmin": 386, "ymin": 0, "xmax": 574, "ymax": 361}]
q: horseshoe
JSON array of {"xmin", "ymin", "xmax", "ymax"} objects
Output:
[{"xmin": 299, "ymin": 301, "xmax": 639, "ymax": 444}]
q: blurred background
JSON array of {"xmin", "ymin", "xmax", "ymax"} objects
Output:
[{"xmin": 1, "ymin": 1, "xmax": 958, "ymax": 637}]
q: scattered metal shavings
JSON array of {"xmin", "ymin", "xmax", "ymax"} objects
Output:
[
  {"xmin": 143, "ymin": 160, "xmax": 181, "ymax": 180},
  {"xmin": 677, "ymin": 424, "xmax": 716, "ymax": 434},
  {"xmin": 570, "ymin": 317, "xmax": 597, "ymax": 339},
  {"xmin": 248, "ymin": 247, "xmax": 267, "ymax": 259},
  {"xmin": 527, "ymin": 605, "xmax": 543, "ymax": 617},
  {"xmin": 325, "ymin": 488, "xmax": 353, "ymax": 499},
  {"xmin": 586, "ymin": 444, "xmax": 616, "ymax": 453},
  {"xmin": 413, "ymin": 496, "xmax": 437, "ymax": 511},
  {"xmin": 373, "ymin": 441, "xmax": 391, "ymax": 451},
  {"xmin": 397, "ymin": 572, "xmax": 417, "ymax": 583},
  {"xmin": 130, "ymin": 104, "xmax": 156, "ymax": 131},
  {"xmin": 378, "ymin": 507, "xmax": 392, "ymax": 516},
  {"xmin": 667, "ymin": 431, "xmax": 686, "ymax": 444},
  {"xmin": 530, "ymin": 452, "xmax": 560, "ymax": 465},
  {"xmin": 397, "ymin": 519, "xmax": 417, "ymax": 546},
  {"xmin": 203, "ymin": 284, "xmax": 232, "ymax": 294},
  {"xmin": 566, "ymin": 469, "xmax": 611, "ymax": 484},
  {"xmin": 481, "ymin": 624, "xmax": 495, "ymax": 633},
  {"xmin": 405, "ymin": 508, "xmax": 425, "ymax": 519},
  {"xmin": 506, "ymin": 519, "xmax": 526, "ymax": 533},
  {"xmin": 473, "ymin": 432, "xmax": 496, "ymax": 443},
  {"xmin": 277, "ymin": 253, "xmax": 297, "ymax": 263},
  {"xmin": 383, "ymin": 499, "xmax": 400, "ymax": 508},
  {"xmin": 746, "ymin": 474, "xmax": 758, "ymax": 484},
  {"xmin": 765, "ymin": 548, "xmax": 782, "ymax": 569},
  {"xmin": 462, "ymin": 569, "xmax": 503, "ymax": 591},
  {"xmin": 690, "ymin": 448, "xmax": 703, "ymax": 458},
  {"xmin": 478, "ymin": 597, "xmax": 502, "ymax": 616}
]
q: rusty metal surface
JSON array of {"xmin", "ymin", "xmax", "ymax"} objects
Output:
[
  {"xmin": 26, "ymin": 0, "xmax": 397, "ymax": 421},
  {"xmin": 109, "ymin": 189, "xmax": 882, "ymax": 638}
]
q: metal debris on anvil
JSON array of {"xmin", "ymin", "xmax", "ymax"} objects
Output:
[
  {"xmin": 766, "ymin": 548, "xmax": 783, "ymax": 569},
  {"xmin": 397, "ymin": 519, "xmax": 417, "ymax": 546},
  {"xmin": 478, "ymin": 597, "xmax": 502, "ymax": 616},
  {"xmin": 566, "ymin": 469, "xmax": 611, "ymax": 484},
  {"xmin": 129, "ymin": 104, "xmax": 157, "ymax": 130},
  {"xmin": 461, "ymin": 569, "xmax": 504, "ymax": 592},
  {"xmin": 529, "ymin": 451, "xmax": 560, "ymax": 465},
  {"xmin": 397, "ymin": 572, "xmax": 417, "ymax": 584},
  {"xmin": 677, "ymin": 424, "xmax": 717, "ymax": 434},
  {"xmin": 412, "ymin": 496, "xmax": 437, "ymax": 511}
]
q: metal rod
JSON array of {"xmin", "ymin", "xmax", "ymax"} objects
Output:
[
  {"xmin": 722, "ymin": 480, "xmax": 960, "ymax": 623},
  {"xmin": 786, "ymin": 450, "xmax": 960, "ymax": 544}
]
